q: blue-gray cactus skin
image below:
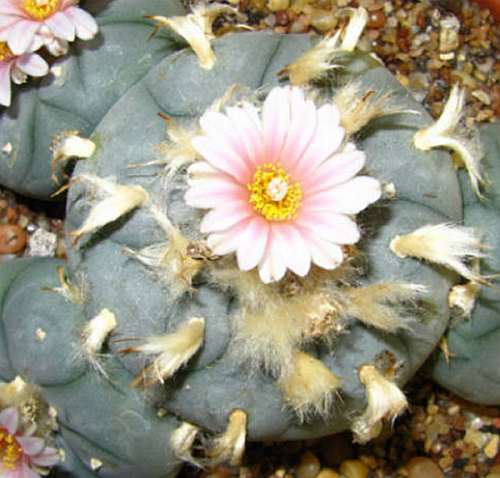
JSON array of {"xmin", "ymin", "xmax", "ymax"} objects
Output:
[
  {"xmin": 430, "ymin": 122, "xmax": 500, "ymax": 405},
  {"xmin": 0, "ymin": 0, "xmax": 185, "ymax": 199}
]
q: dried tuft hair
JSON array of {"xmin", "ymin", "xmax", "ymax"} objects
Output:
[
  {"xmin": 148, "ymin": 4, "xmax": 239, "ymax": 70},
  {"xmin": 390, "ymin": 223, "xmax": 490, "ymax": 284},
  {"xmin": 278, "ymin": 351, "xmax": 341, "ymax": 422},
  {"xmin": 51, "ymin": 131, "xmax": 95, "ymax": 184},
  {"xmin": 339, "ymin": 7, "xmax": 369, "ymax": 52},
  {"xmin": 413, "ymin": 84, "xmax": 485, "ymax": 198},
  {"xmin": 351, "ymin": 364, "xmax": 407, "ymax": 443},
  {"xmin": 334, "ymin": 83, "xmax": 419, "ymax": 137},
  {"xmin": 204, "ymin": 409, "xmax": 247, "ymax": 467},
  {"xmin": 78, "ymin": 309, "xmax": 117, "ymax": 377},
  {"xmin": 342, "ymin": 282, "xmax": 427, "ymax": 332},
  {"xmin": 121, "ymin": 317, "xmax": 205, "ymax": 388},
  {"xmin": 278, "ymin": 31, "xmax": 343, "ymax": 85},
  {"xmin": 170, "ymin": 421, "xmax": 201, "ymax": 467},
  {"xmin": 42, "ymin": 266, "xmax": 87, "ymax": 305},
  {"xmin": 70, "ymin": 175, "xmax": 149, "ymax": 244}
]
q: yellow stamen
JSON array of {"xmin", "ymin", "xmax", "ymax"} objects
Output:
[
  {"xmin": 0, "ymin": 428, "xmax": 23, "ymax": 469},
  {"xmin": 0, "ymin": 43, "xmax": 14, "ymax": 62},
  {"xmin": 247, "ymin": 163, "xmax": 302, "ymax": 221},
  {"xmin": 23, "ymin": 0, "xmax": 60, "ymax": 20}
]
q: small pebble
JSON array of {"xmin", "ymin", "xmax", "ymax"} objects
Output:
[
  {"xmin": 485, "ymin": 434, "xmax": 499, "ymax": 459},
  {"xmin": 28, "ymin": 228, "xmax": 58, "ymax": 257},
  {"xmin": 310, "ymin": 9, "xmax": 337, "ymax": 32},
  {"xmin": 0, "ymin": 224, "xmax": 27, "ymax": 254},
  {"xmin": 267, "ymin": 0, "xmax": 289, "ymax": 12},
  {"xmin": 296, "ymin": 451, "xmax": 321, "ymax": 478},
  {"xmin": 316, "ymin": 470, "xmax": 340, "ymax": 478},
  {"xmin": 339, "ymin": 459, "xmax": 369, "ymax": 478},
  {"xmin": 406, "ymin": 457, "xmax": 444, "ymax": 478}
]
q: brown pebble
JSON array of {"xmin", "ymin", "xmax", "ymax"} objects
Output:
[
  {"xmin": 275, "ymin": 10, "xmax": 288, "ymax": 25},
  {"xmin": 367, "ymin": 9, "xmax": 385, "ymax": 29},
  {"xmin": 407, "ymin": 457, "xmax": 444, "ymax": 478},
  {"xmin": 339, "ymin": 459, "xmax": 369, "ymax": 478},
  {"xmin": 0, "ymin": 224, "xmax": 27, "ymax": 254},
  {"xmin": 296, "ymin": 452, "xmax": 321, "ymax": 478}
]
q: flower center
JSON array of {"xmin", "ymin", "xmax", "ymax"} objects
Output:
[
  {"xmin": 0, "ymin": 428, "xmax": 23, "ymax": 470},
  {"xmin": 0, "ymin": 43, "xmax": 14, "ymax": 62},
  {"xmin": 248, "ymin": 163, "xmax": 302, "ymax": 221},
  {"xmin": 23, "ymin": 0, "xmax": 60, "ymax": 20}
]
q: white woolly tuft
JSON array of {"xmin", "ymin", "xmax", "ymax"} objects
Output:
[
  {"xmin": 334, "ymin": 83, "xmax": 419, "ymax": 136},
  {"xmin": 204, "ymin": 410, "xmax": 247, "ymax": 466},
  {"xmin": 148, "ymin": 4, "xmax": 239, "ymax": 70},
  {"xmin": 122, "ymin": 317, "xmax": 205, "ymax": 388},
  {"xmin": 279, "ymin": 31, "xmax": 343, "ymax": 85},
  {"xmin": 448, "ymin": 281, "xmax": 481, "ymax": 317},
  {"xmin": 279, "ymin": 351, "xmax": 341, "ymax": 422},
  {"xmin": 79, "ymin": 309, "xmax": 117, "ymax": 377},
  {"xmin": 340, "ymin": 7, "xmax": 369, "ymax": 52},
  {"xmin": 70, "ymin": 175, "xmax": 149, "ymax": 243},
  {"xmin": 414, "ymin": 84, "xmax": 485, "ymax": 198},
  {"xmin": 390, "ymin": 223, "xmax": 490, "ymax": 284},
  {"xmin": 343, "ymin": 282, "xmax": 427, "ymax": 332},
  {"xmin": 170, "ymin": 422, "xmax": 201, "ymax": 467},
  {"xmin": 351, "ymin": 364, "xmax": 408, "ymax": 443},
  {"xmin": 51, "ymin": 131, "xmax": 95, "ymax": 183}
]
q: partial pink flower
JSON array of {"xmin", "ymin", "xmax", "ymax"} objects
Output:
[
  {"xmin": 0, "ymin": 407, "xmax": 59, "ymax": 477},
  {"xmin": 185, "ymin": 86, "xmax": 381, "ymax": 283},
  {"xmin": 0, "ymin": 0, "xmax": 98, "ymax": 57},
  {"xmin": 0, "ymin": 42, "xmax": 48, "ymax": 107}
]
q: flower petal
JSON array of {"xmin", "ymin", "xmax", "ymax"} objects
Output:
[
  {"xmin": 236, "ymin": 216, "xmax": 269, "ymax": 271},
  {"xmin": 280, "ymin": 88, "xmax": 317, "ymax": 172},
  {"xmin": 303, "ymin": 176, "xmax": 381, "ymax": 214},
  {"xmin": 294, "ymin": 104, "xmax": 344, "ymax": 177},
  {"xmin": 225, "ymin": 104, "xmax": 263, "ymax": 167},
  {"xmin": 192, "ymin": 135, "xmax": 251, "ymax": 183},
  {"xmin": 273, "ymin": 224, "xmax": 311, "ymax": 276},
  {"xmin": 17, "ymin": 437, "xmax": 44, "ymax": 456},
  {"xmin": 16, "ymin": 53, "xmax": 49, "ymax": 77},
  {"xmin": 184, "ymin": 179, "xmax": 246, "ymax": 209},
  {"xmin": 7, "ymin": 19, "xmax": 40, "ymax": 55},
  {"xmin": 44, "ymin": 11, "xmax": 76, "ymax": 41},
  {"xmin": 30, "ymin": 447, "xmax": 60, "ymax": 467},
  {"xmin": 20, "ymin": 463, "xmax": 40, "ymax": 478},
  {"xmin": 207, "ymin": 219, "xmax": 251, "ymax": 255},
  {"xmin": 297, "ymin": 211, "xmax": 360, "ymax": 245},
  {"xmin": 258, "ymin": 230, "xmax": 287, "ymax": 284},
  {"xmin": 0, "ymin": 62, "xmax": 13, "ymax": 107},
  {"xmin": 200, "ymin": 201, "xmax": 253, "ymax": 233},
  {"xmin": 261, "ymin": 86, "xmax": 291, "ymax": 162},
  {"xmin": 64, "ymin": 6, "xmax": 98, "ymax": 40},
  {"xmin": 0, "ymin": 407, "xmax": 18, "ymax": 435},
  {"xmin": 302, "ymin": 145, "xmax": 366, "ymax": 194},
  {"xmin": 299, "ymin": 227, "xmax": 344, "ymax": 269}
]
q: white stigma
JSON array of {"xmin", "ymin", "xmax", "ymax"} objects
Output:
[{"xmin": 267, "ymin": 178, "xmax": 288, "ymax": 202}]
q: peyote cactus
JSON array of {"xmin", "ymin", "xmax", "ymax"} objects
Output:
[
  {"xmin": 0, "ymin": 0, "xmax": 185, "ymax": 199},
  {"xmin": 429, "ymin": 122, "xmax": 500, "ymax": 405},
  {"xmin": 0, "ymin": 3, "xmax": 498, "ymax": 477}
]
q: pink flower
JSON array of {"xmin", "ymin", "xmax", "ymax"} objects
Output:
[
  {"xmin": 0, "ymin": 0, "xmax": 98, "ymax": 57},
  {"xmin": 0, "ymin": 407, "xmax": 59, "ymax": 478},
  {"xmin": 0, "ymin": 42, "xmax": 48, "ymax": 107},
  {"xmin": 185, "ymin": 86, "xmax": 381, "ymax": 283}
]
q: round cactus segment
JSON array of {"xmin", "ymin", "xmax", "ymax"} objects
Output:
[
  {"xmin": 64, "ymin": 31, "xmax": 461, "ymax": 444},
  {"xmin": 0, "ymin": 0, "xmax": 185, "ymax": 199},
  {"xmin": 430, "ymin": 122, "xmax": 500, "ymax": 405}
]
